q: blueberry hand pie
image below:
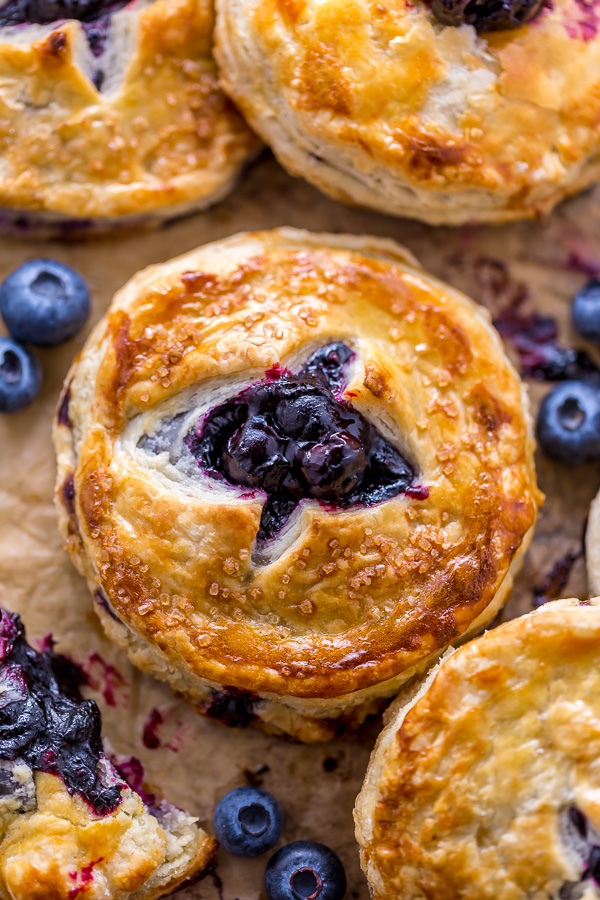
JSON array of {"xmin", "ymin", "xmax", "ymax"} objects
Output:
[
  {"xmin": 215, "ymin": 0, "xmax": 600, "ymax": 224},
  {"xmin": 0, "ymin": 0, "xmax": 258, "ymax": 236},
  {"xmin": 355, "ymin": 599, "xmax": 600, "ymax": 900},
  {"xmin": 0, "ymin": 607, "xmax": 216, "ymax": 900},
  {"xmin": 53, "ymin": 228, "xmax": 542, "ymax": 743}
]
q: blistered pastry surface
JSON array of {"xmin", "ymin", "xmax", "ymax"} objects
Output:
[
  {"xmin": 0, "ymin": 0, "xmax": 258, "ymax": 223},
  {"xmin": 355, "ymin": 600, "xmax": 600, "ymax": 899},
  {"xmin": 216, "ymin": 0, "xmax": 600, "ymax": 222}
]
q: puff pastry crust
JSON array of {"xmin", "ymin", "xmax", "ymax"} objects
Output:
[
  {"xmin": 355, "ymin": 599, "xmax": 600, "ymax": 900},
  {"xmin": 53, "ymin": 227, "xmax": 542, "ymax": 742},
  {"xmin": 0, "ymin": 0, "xmax": 258, "ymax": 235},
  {"xmin": 215, "ymin": 0, "xmax": 600, "ymax": 224},
  {"xmin": 0, "ymin": 771, "xmax": 216, "ymax": 900}
]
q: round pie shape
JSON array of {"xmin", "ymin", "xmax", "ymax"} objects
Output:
[
  {"xmin": 53, "ymin": 227, "xmax": 542, "ymax": 742},
  {"xmin": 355, "ymin": 598, "xmax": 600, "ymax": 900},
  {"xmin": 215, "ymin": 0, "xmax": 600, "ymax": 225},
  {"xmin": 0, "ymin": 0, "xmax": 258, "ymax": 236}
]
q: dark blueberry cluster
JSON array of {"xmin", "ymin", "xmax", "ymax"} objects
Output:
[
  {"xmin": 0, "ymin": 608, "xmax": 122, "ymax": 814},
  {"xmin": 0, "ymin": 0, "xmax": 127, "ymax": 25},
  {"xmin": 429, "ymin": 0, "xmax": 545, "ymax": 31},
  {"xmin": 186, "ymin": 343, "xmax": 415, "ymax": 545}
]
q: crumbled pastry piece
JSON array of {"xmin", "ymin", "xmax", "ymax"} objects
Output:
[
  {"xmin": 215, "ymin": 0, "xmax": 600, "ymax": 224},
  {"xmin": 0, "ymin": 608, "xmax": 216, "ymax": 900},
  {"xmin": 0, "ymin": 0, "xmax": 258, "ymax": 235},
  {"xmin": 53, "ymin": 227, "xmax": 542, "ymax": 743},
  {"xmin": 355, "ymin": 599, "xmax": 600, "ymax": 900}
]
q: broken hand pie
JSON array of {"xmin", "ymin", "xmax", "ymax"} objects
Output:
[
  {"xmin": 215, "ymin": 0, "xmax": 600, "ymax": 224},
  {"xmin": 355, "ymin": 599, "xmax": 600, "ymax": 900},
  {"xmin": 53, "ymin": 227, "xmax": 542, "ymax": 743},
  {"xmin": 0, "ymin": 607, "xmax": 215, "ymax": 900},
  {"xmin": 0, "ymin": 0, "xmax": 257, "ymax": 236}
]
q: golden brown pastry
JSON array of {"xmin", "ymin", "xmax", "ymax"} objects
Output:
[
  {"xmin": 53, "ymin": 227, "xmax": 542, "ymax": 743},
  {"xmin": 0, "ymin": 607, "xmax": 216, "ymax": 900},
  {"xmin": 215, "ymin": 0, "xmax": 600, "ymax": 225},
  {"xmin": 355, "ymin": 598, "xmax": 600, "ymax": 900},
  {"xmin": 0, "ymin": 0, "xmax": 258, "ymax": 236}
]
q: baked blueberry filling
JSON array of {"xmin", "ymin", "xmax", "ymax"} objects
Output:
[
  {"xmin": 185, "ymin": 343, "xmax": 416, "ymax": 545},
  {"xmin": 0, "ymin": 0, "xmax": 128, "ymax": 25},
  {"xmin": 429, "ymin": 0, "xmax": 545, "ymax": 30},
  {"xmin": 0, "ymin": 608, "xmax": 122, "ymax": 814},
  {"xmin": 205, "ymin": 687, "xmax": 257, "ymax": 728}
]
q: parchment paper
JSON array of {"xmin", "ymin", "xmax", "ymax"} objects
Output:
[{"xmin": 1, "ymin": 153, "xmax": 599, "ymax": 900}]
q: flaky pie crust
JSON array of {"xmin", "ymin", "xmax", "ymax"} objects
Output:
[
  {"xmin": 216, "ymin": 0, "xmax": 600, "ymax": 224},
  {"xmin": 0, "ymin": 770, "xmax": 216, "ymax": 900},
  {"xmin": 355, "ymin": 599, "xmax": 600, "ymax": 900},
  {"xmin": 53, "ymin": 228, "xmax": 541, "ymax": 740},
  {"xmin": 0, "ymin": 0, "xmax": 258, "ymax": 229}
]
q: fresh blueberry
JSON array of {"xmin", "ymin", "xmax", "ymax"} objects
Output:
[
  {"xmin": 265, "ymin": 841, "xmax": 346, "ymax": 900},
  {"xmin": 536, "ymin": 381, "xmax": 600, "ymax": 465},
  {"xmin": 0, "ymin": 337, "xmax": 41, "ymax": 413},
  {"xmin": 0, "ymin": 259, "xmax": 90, "ymax": 347},
  {"xmin": 430, "ymin": 0, "xmax": 545, "ymax": 30},
  {"xmin": 572, "ymin": 279, "xmax": 600, "ymax": 343},
  {"xmin": 213, "ymin": 787, "xmax": 283, "ymax": 857}
]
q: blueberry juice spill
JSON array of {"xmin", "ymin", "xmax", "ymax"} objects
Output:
[
  {"xmin": 185, "ymin": 343, "xmax": 417, "ymax": 546},
  {"xmin": 0, "ymin": 608, "xmax": 122, "ymax": 815},
  {"xmin": 494, "ymin": 306, "xmax": 600, "ymax": 383}
]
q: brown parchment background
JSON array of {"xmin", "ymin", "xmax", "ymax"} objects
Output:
[{"xmin": 1, "ymin": 154, "xmax": 599, "ymax": 900}]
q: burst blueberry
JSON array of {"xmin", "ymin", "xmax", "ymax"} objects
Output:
[
  {"xmin": 429, "ymin": 0, "xmax": 545, "ymax": 31},
  {"xmin": 0, "ymin": 259, "xmax": 90, "ymax": 347},
  {"xmin": 265, "ymin": 840, "xmax": 346, "ymax": 900},
  {"xmin": 213, "ymin": 786, "xmax": 283, "ymax": 857},
  {"xmin": 572, "ymin": 279, "xmax": 600, "ymax": 344},
  {"xmin": 0, "ymin": 337, "xmax": 41, "ymax": 413},
  {"xmin": 536, "ymin": 381, "xmax": 600, "ymax": 465},
  {"xmin": 185, "ymin": 343, "xmax": 415, "ymax": 546}
]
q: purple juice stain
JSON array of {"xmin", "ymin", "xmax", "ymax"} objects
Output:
[
  {"xmin": 494, "ymin": 303, "xmax": 600, "ymax": 383},
  {"xmin": 185, "ymin": 343, "xmax": 417, "ymax": 546},
  {"xmin": 109, "ymin": 753, "xmax": 157, "ymax": 808},
  {"xmin": 0, "ymin": 608, "xmax": 122, "ymax": 815},
  {"xmin": 68, "ymin": 858, "xmax": 104, "ymax": 900}
]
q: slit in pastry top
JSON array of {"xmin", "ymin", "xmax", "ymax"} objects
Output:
[{"xmin": 143, "ymin": 343, "xmax": 422, "ymax": 548}]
